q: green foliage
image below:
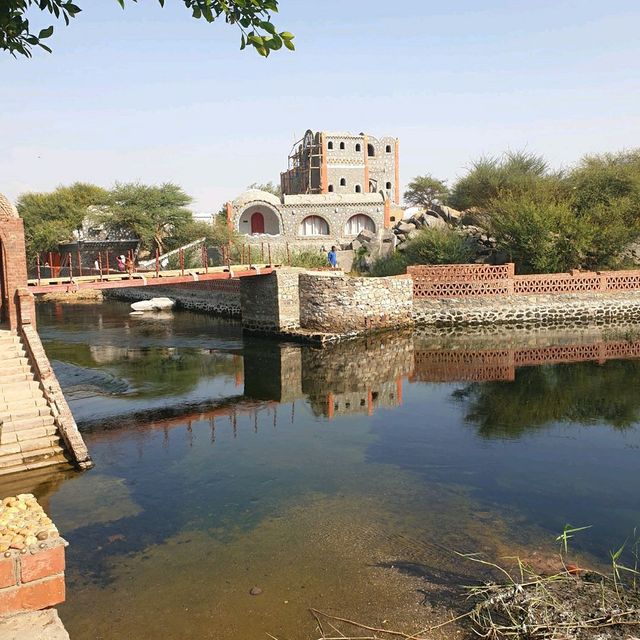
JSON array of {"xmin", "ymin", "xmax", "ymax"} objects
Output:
[
  {"xmin": 102, "ymin": 182, "xmax": 194, "ymax": 255},
  {"xmin": 17, "ymin": 182, "xmax": 108, "ymax": 263},
  {"xmin": 247, "ymin": 181, "xmax": 282, "ymax": 198},
  {"xmin": 1, "ymin": 0, "xmax": 292, "ymax": 58},
  {"xmin": 403, "ymin": 227, "xmax": 473, "ymax": 265},
  {"xmin": 486, "ymin": 188, "xmax": 592, "ymax": 273},
  {"xmin": 403, "ymin": 175, "xmax": 449, "ymax": 209},
  {"xmin": 449, "ymin": 150, "xmax": 555, "ymax": 211},
  {"xmin": 370, "ymin": 253, "xmax": 408, "ymax": 277},
  {"xmin": 288, "ymin": 249, "xmax": 328, "ymax": 269}
]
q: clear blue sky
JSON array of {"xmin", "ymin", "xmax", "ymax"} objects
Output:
[{"xmin": 1, "ymin": 1, "xmax": 639, "ymax": 215}]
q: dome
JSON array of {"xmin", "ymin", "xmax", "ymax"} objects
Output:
[
  {"xmin": 232, "ymin": 189, "xmax": 282, "ymax": 209},
  {"xmin": 0, "ymin": 193, "xmax": 18, "ymax": 219}
]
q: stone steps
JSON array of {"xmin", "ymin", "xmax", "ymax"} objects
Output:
[{"xmin": 0, "ymin": 329, "xmax": 67, "ymax": 476}]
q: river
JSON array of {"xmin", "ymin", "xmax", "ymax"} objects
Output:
[{"xmin": 4, "ymin": 301, "xmax": 640, "ymax": 639}]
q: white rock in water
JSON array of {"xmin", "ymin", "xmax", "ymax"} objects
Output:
[{"xmin": 131, "ymin": 297, "xmax": 176, "ymax": 312}]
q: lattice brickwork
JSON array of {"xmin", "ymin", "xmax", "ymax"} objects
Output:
[
  {"xmin": 409, "ymin": 264, "xmax": 640, "ymax": 299},
  {"xmin": 411, "ymin": 340, "xmax": 640, "ymax": 383}
]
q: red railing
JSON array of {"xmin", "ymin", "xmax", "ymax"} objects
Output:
[{"xmin": 408, "ymin": 263, "xmax": 640, "ymax": 298}]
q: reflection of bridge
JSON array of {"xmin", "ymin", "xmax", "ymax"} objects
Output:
[
  {"xmin": 411, "ymin": 340, "xmax": 640, "ymax": 383},
  {"xmin": 27, "ymin": 265, "xmax": 273, "ymax": 294}
]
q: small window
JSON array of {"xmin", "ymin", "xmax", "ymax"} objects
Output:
[
  {"xmin": 355, "ymin": 185, "xmax": 362, "ymax": 193},
  {"xmin": 367, "ymin": 143, "xmax": 375, "ymax": 157},
  {"xmin": 328, "ymin": 184, "xmax": 334, "ymax": 192},
  {"xmin": 327, "ymin": 141, "xmax": 333, "ymax": 150},
  {"xmin": 340, "ymin": 178, "xmax": 346, "ymax": 186},
  {"xmin": 385, "ymin": 144, "xmax": 392, "ymax": 153},
  {"xmin": 386, "ymin": 182, "xmax": 392, "ymax": 190},
  {"xmin": 390, "ymin": 216, "xmax": 396, "ymax": 222},
  {"xmin": 355, "ymin": 143, "xmax": 361, "ymax": 152},
  {"xmin": 339, "ymin": 142, "xmax": 345, "ymax": 150}
]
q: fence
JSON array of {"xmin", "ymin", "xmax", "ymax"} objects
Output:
[{"xmin": 408, "ymin": 263, "xmax": 640, "ymax": 299}]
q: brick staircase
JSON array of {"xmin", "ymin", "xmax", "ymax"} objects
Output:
[{"xmin": 0, "ymin": 329, "xmax": 68, "ymax": 476}]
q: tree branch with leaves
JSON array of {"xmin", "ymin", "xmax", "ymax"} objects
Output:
[{"xmin": 1, "ymin": 0, "xmax": 293, "ymax": 58}]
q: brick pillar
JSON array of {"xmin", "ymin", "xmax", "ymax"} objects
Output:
[
  {"xmin": 363, "ymin": 135, "xmax": 370, "ymax": 193},
  {"xmin": 320, "ymin": 133, "xmax": 329, "ymax": 194},
  {"xmin": 384, "ymin": 198, "xmax": 391, "ymax": 229},
  {"xmin": 0, "ymin": 495, "xmax": 66, "ymax": 617},
  {"xmin": 0, "ymin": 218, "xmax": 30, "ymax": 330}
]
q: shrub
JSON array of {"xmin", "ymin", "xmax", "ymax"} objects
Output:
[
  {"xmin": 289, "ymin": 249, "xmax": 328, "ymax": 269},
  {"xmin": 403, "ymin": 227, "xmax": 474, "ymax": 265},
  {"xmin": 370, "ymin": 252, "xmax": 408, "ymax": 276}
]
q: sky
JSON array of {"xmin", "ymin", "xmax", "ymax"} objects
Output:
[{"xmin": 1, "ymin": 0, "xmax": 639, "ymax": 217}]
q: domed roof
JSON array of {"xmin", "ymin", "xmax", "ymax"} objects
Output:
[
  {"xmin": 0, "ymin": 193, "xmax": 18, "ymax": 219},
  {"xmin": 232, "ymin": 189, "xmax": 282, "ymax": 209}
]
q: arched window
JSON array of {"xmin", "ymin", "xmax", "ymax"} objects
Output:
[
  {"xmin": 386, "ymin": 182, "xmax": 392, "ymax": 190},
  {"xmin": 355, "ymin": 185, "xmax": 362, "ymax": 193},
  {"xmin": 339, "ymin": 141, "xmax": 345, "ymax": 150},
  {"xmin": 327, "ymin": 141, "xmax": 333, "ymax": 150},
  {"xmin": 339, "ymin": 178, "xmax": 346, "ymax": 186},
  {"xmin": 345, "ymin": 214, "xmax": 376, "ymax": 235},
  {"xmin": 328, "ymin": 184, "xmax": 334, "ymax": 192},
  {"xmin": 367, "ymin": 143, "xmax": 375, "ymax": 157},
  {"xmin": 385, "ymin": 144, "xmax": 392, "ymax": 153},
  {"xmin": 299, "ymin": 215, "xmax": 329, "ymax": 236},
  {"xmin": 355, "ymin": 143, "xmax": 361, "ymax": 152}
]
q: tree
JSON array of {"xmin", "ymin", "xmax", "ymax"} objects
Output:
[
  {"xmin": 448, "ymin": 150, "xmax": 556, "ymax": 211},
  {"xmin": 247, "ymin": 181, "xmax": 282, "ymax": 198},
  {"xmin": 17, "ymin": 182, "xmax": 108, "ymax": 263},
  {"xmin": 403, "ymin": 175, "xmax": 449, "ymax": 209},
  {"xmin": 1, "ymin": 0, "xmax": 294, "ymax": 58},
  {"xmin": 102, "ymin": 182, "xmax": 194, "ymax": 255}
]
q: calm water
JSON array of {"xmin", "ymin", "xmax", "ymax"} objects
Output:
[{"xmin": 5, "ymin": 302, "xmax": 640, "ymax": 639}]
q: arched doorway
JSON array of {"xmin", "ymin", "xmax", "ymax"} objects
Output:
[{"xmin": 250, "ymin": 212, "xmax": 265, "ymax": 234}]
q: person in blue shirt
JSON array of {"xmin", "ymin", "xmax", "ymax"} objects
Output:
[{"xmin": 328, "ymin": 246, "xmax": 338, "ymax": 268}]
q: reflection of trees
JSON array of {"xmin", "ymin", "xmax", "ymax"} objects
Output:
[
  {"xmin": 455, "ymin": 360, "xmax": 640, "ymax": 438},
  {"xmin": 47, "ymin": 340, "xmax": 241, "ymax": 399}
]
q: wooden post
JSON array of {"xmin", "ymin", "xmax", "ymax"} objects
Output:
[
  {"xmin": 227, "ymin": 243, "xmax": 232, "ymax": 276},
  {"xmin": 248, "ymin": 244, "xmax": 252, "ymax": 269},
  {"xmin": 179, "ymin": 248, "xmax": 185, "ymax": 275},
  {"xmin": 105, "ymin": 250, "xmax": 110, "ymax": 276},
  {"xmin": 98, "ymin": 253, "xmax": 103, "ymax": 280},
  {"xmin": 36, "ymin": 255, "xmax": 41, "ymax": 285},
  {"xmin": 261, "ymin": 242, "xmax": 264, "ymax": 263},
  {"xmin": 203, "ymin": 245, "xmax": 209, "ymax": 273},
  {"xmin": 68, "ymin": 252, "xmax": 73, "ymax": 280},
  {"xmin": 268, "ymin": 243, "xmax": 272, "ymax": 266},
  {"xmin": 155, "ymin": 248, "xmax": 160, "ymax": 277},
  {"xmin": 77, "ymin": 249, "xmax": 82, "ymax": 276},
  {"xmin": 48, "ymin": 252, "xmax": 53, "ymax": 278}
]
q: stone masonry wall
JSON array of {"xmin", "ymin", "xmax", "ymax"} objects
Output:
[
  {"xmin": 240, "ymin": 270, "xmax": 302, "ymax": 333},
  {"xmin": 413, "ymin": 291, "xmax": 640, "ymax": 328},
  {"xmin": 299, "ymin": 272, "xmax": 414, "ymax": 334},
  {"xmin": 105, "ymin": 280, "xmax": 241, "ymax": 316}
]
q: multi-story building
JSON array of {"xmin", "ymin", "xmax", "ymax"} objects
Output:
[{"xmin": 226, "ymin": 129, "xmax": 401, "ymax": 246}]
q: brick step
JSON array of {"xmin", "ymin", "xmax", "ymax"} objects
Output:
[
  {"xmin": 0, "ymin": 396, "xmax": 49, "ymax": 412},
  {"xmin": 0, "ymin": 354, "xmax": 30, "ymax": 367},
  {"xmin": 0, "ymin": 370, "xmax": 34, "ymax": 384},
  {"xmin": 3, "ymin": 405, "xmax": 53, "ymax": 422},
  {"xmin": 0, "ymin": 363, "xmax": 33, "ymax": 375},
  {"xmin": 0, "ymin": 448, "xmax": 67, "ymax": 476},
  {"xmin": 0, "ymin": 434, "xmax": 62, "ymax": 456},
  {"xmin": 1, "ymin": 415, "xmax": 56, "ymax": 433},
  {"xmin": 0, "ymin": 379, "xmax": 42, "ymax": 397},
  {"xmin": 1, "ymin": 424, "xmax": 59, "ymax": 445}
]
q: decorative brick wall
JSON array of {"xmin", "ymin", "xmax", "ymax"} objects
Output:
[
  {"xmin": 0, "ymin": 495, "xmax": 66, "ymax": 617},
  {"xmin": 408, "ymin": 263, "xmax": 640, "ymax": 299},
  {"xmin": 299, "ymin": 272, "xmax": 414, "ymax": 334}
]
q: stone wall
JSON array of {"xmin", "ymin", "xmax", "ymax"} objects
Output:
[
  {"xmin": 105, "ymin": 280, "xmax": 241, "ymax": 316},
  {"xmin": 299, "ymin": 272, "xmax": 413, "ymax": 334},
  {"xmin": 413, "ymin": 291, "xmax": 640, "ymax": 328},
  {"xmin": 240, "ymin": 270, "xmax": 302, "ymax": 334}
]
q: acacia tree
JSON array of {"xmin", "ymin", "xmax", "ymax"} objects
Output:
[
  {"xmin": 102, "ymin": 182, "xmax": 195, "ymax": 255},
  {"xmin": 247, "ymin": 181, "xmax": 282, "ymax": 197},
  {"xmin": 1, "ymin": 0, "xmax": 293, "ymax": 58},
  {"xmin": 403, "ymin": 175, "xmax": 449, "ymax": 209}
]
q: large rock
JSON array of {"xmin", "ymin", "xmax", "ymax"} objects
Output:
[
  {"xmin": 423, "ymin": 215, "xmax": 446, "ymax": 229},
  {"xmin": 131, "ymin": 297, "xmax": 175, "ymax": 312},
  {"xmin": 396, "ymin": 221, "xmax": 416, "ymax": 234}
]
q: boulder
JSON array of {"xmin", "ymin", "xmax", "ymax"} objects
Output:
[
  {"xmin": 423, "ymin": 215, "xmax": 446, "ymax": 229},
  {"xmin": 396, "ymin": 221, "xmax": 416, "ymax": 234},
  {"xmin": 130, "ymin": 297, "xmax": 175, "ymax": 312}
]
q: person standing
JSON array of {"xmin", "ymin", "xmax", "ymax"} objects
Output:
[{"xmin": 328, "ymin": 245, "xmax": 338, "ymax": 268}]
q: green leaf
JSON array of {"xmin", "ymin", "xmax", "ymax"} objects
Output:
[
  {"xmin": 38, "ymin": 25, "xmax": 54, "ymax": 39},
  {"xmin": 283, "ymin": 38, "xmax": 295, "ymax": 51}
]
